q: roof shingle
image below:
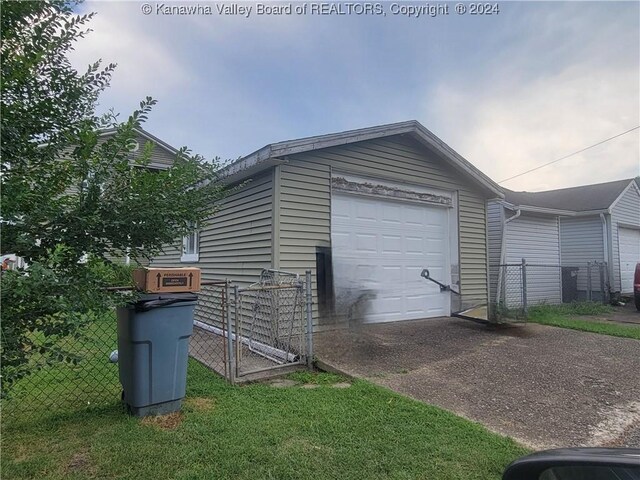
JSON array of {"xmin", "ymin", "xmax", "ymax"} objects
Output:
[{"xmin": 503, "ymin": 178, "xmax": 638, "ymax": 212}]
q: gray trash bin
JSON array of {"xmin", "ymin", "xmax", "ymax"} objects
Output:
[{"xmin": 117, "ymin": 292, "xmax": 197, "ymax": 417}]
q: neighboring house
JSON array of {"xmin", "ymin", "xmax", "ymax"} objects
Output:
[
  {"xmin": 97, "ymin": 127, "xmax": 179, "ymax": 171},
  {"xmin": 489, "ymin": 178, "xmax": 640, "ymax": 305},
  {"xmin": 150, "ymin": 120, "xmax": 504, "ymax": 330},
  {"xmin": 4, "ymin": 127, "xmax": 178, "ymax": 268},
  {"xmin": 92, "ymin": 127, "xmax": 180, "ymax": 265}
]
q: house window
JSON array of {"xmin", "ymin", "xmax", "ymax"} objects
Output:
[{"xmin": 181, "ymin": 227, "xmax": 199, "ymax": 263}]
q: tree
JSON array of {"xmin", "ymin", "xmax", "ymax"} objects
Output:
[{"xmin": 0, "ymin": 0, "xmax": 228, "ymax": 394}]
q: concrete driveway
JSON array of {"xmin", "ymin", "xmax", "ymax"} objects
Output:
[
  {"xmin": 591, "ymin": 302, "xmax": 640, "ymax": 326},
  {"xmin": 315, "ymin": 318, "xmax": 640, "ymax": 449}
]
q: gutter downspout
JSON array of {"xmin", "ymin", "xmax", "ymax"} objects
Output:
[
  {"xmin": 600, "ymin": 213, "xmax": 611, "ymax": 298},
  {"xmin": 495, "ymin": 207, "xmax": 521, "ymax": 305}
]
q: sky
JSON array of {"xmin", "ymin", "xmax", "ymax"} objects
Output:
[{"xmin": 69, "ymin": 1, "xmax": 640, "ymax": 192}]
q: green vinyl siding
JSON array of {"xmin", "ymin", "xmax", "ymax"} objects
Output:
[
  {"xmin": 278, "ymin": 135, "xmax": 490, "ymax": 328},
  {"xmin": 151, "ymin": 172, "xmax": 273, "ymax": 285}
]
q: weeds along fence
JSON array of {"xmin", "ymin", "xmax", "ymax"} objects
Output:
[
  {"xmin": 493, "ymin": 259, "xmax": 609, "ymax": 321},
  {"xmin": 3, "ymin": 270, "xmax": 314, "ymax": 420}
]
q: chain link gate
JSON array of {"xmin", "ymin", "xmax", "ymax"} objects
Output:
[
  {"xmin": 234, "ymin": 270, "xmax": 311, "ymax": 380},
  {"xmin": 493, "ymin": 259, "xmax": 610, "ymax": 321},
  {"xmin": 189, "ymin": 270, "xmax": 313, "ymax": 383}
]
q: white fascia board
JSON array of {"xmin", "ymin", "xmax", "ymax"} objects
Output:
[
  {"xmin": 222, "ymin": 145, "xmax": 273, "ymax": 178},
  {"xmin": 218, "ymin": 120, "xmax": 504, "ymax": 198},
  {"xmin": 517, "ymin": 205, "xmax": 577, "ymax": 216},
  {"xmin": 219, "ymin": 122, "xmax": 416, "ymax": 181},
  {"xmin": 498, "ymin": 200, "xmax": 609, "ymax": 217},
  {"xmin": 269, "ymin": 122, "xmax": 416, "ymax": 157},
  {"xmin": 572, "ymin": 209, "xmax": 612, "ymax": 217}
]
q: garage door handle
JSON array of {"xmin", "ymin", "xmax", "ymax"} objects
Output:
[{"xmin": 421, "ymin": 269, "xmax": 460, "ymax": 295}]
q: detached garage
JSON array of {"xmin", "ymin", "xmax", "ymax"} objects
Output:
[{"xmin": 151, "ymin": 121, "xmax": 503, "ymax": 329}]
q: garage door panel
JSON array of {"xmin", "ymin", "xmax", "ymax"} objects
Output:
[
  {"xmin": 404, "ymin": 207, "xmax": 424, "ymax": 225},
  {"xmin": 332, "ymin": 192, "xmax": 450, "ymax": 323},
  {"xmin": 381, "ymin": 265, "xmax": 403, "ymax": 283},
  {"xmin": 355, "ymin": 233, "xmax": 377, "ymax": 253},
  {"xmin": 381, "ymin": 235, "xmax": 402, "ymax": 253},
  {"xmin": 406, "ymin": 294, "xmax": 430, "ymax": 314},
  {"xmin": 405, "ymin": 236, "xmax": 424, "ymax": 254},
  {"xmin": 382, "ymin": 205, "xmax": 402, "ymax": 224},
  {"xmin": 331, "ymin": 232, "xmax": 350, "ymax": 249},
  {"xmin": 619, "ymin": 227, "xmax": 640, "ymax": 294}
]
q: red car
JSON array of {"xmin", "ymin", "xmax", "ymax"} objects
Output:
[{"xmin": 635, "ymin": 263, "xmax": 640, "ymax": 311}]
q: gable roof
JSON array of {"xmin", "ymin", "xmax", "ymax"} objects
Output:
[
  {"xmin": 503, "ymin": 178, "xmax": 639, "ymax": 213},
  {"xmin": 98, "ymin": 127, "xmax": 180, "ymax": 155},
  {"xmin": 222, "ymin": 120, "xmax": 503, "ymax": 198}
]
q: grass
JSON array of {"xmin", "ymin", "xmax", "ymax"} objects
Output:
[
  {"xmin": 4, "ymin": 314, "xmax": 120, "ymax": 414},
  {"xmin": 1, "ymin": 363, "xmax": 529, "ymax": 480},
  {"xmin": 528, "ymin": 302, "xmax": 640, "ymax": 340}
]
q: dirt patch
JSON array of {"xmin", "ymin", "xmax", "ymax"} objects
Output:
[
  {"xmin": 281, "ymin": 436, "xmax": 332, "ymax": 455},
  {"xmin": 590, "ymin": 401, "xmax": 640, "ymax": 447},
  {"xmin": 331, "ymin": 382, "xmax": 351, "ymax": 389},
  {"xmin": 269, "ymin": 379, "xmax": 298, "ymax": 388},
  {"xmin": 11, "ymin": 444, "xmax": 33, "ymax": 463},
  {"xmin": 65, "ymin": 450, "xmax": 95, "ymax": 475},
  {"xmin": 140, "ymin": 412, "xmax": 184, "ymax": 430},
  {"xmin": 184, "ymin": 397, "xmax": 215, "ymax": 412}
]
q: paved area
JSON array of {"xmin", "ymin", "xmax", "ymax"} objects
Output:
[
  {"xmin": 315, "ymin": 318, "xmax": 640, "ymax": 449},
  {"xmin": 591, "ymin": 302, "xmax": 640, "ymax": 326}
]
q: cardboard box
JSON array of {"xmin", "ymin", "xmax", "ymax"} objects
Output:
[{"xmin": 133, "ymin": 267, "xmax": 201, "ymax": 293}]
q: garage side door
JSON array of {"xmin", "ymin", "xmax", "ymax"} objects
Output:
[
  {"xmin": 331, "ymin": 192, "xmax": 450, "ymax": 323},
  {"xmin": 619, "ymin": 227, "xmax": 640, "ymax": 294}
]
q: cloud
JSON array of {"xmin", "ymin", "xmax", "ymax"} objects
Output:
[
  {"xmin": 65, "ymin": 1, "xmax": 639, "ymax": 188},
  {"xmin": 426, "ymin": 2, "xmax": 640, "ymax": 191},
  {"xmin": 68, "ymin": 3, "xmax": 195, "ymax": 110}
]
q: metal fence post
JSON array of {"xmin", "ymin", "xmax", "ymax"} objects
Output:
[
  {"xmin": 521, "ymin": 258, "xmax": 528, "ymax": 317},
  {"xmin": 599, "ymin": 262, "xmax": 608, "ymax": 304},
  {"xmin": 305, "ymin": 270, "xmax": 313, "ymax": 370},
  {"xmin": 226, "ymin": 281, "xmax": 236, "ymax": 384},
  {"xmin": 587, "ymin": 262, "xmax": 592, "ymax": 302}
]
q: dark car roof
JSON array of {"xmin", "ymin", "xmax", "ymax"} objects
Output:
[{"xmin": 503, "ymin": 178, "xmax": 637, "ymax": 212}]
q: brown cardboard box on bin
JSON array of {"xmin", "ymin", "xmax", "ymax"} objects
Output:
[{"xmin": 133, "ymin": 267, "xmax": 201, "ymax": 293}]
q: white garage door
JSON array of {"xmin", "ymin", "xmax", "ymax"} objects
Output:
[
  {"xmin": 619, "ymin": 227, "xmax": 640, "ymax": 294},
  {"xmin": 331, "ymin": 192, "xmax": 450, "ymax": 323}
]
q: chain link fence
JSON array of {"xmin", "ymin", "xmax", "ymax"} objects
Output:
[
  {"xmin": 493, "ymin": 259, "xmax": 609, "ymax": 321},
  {"xmin": 1, "ymin": 312, "xmax": 121, "ymax": 420},
  {"xmin": 2, "ymin": 270, "xmax": 313, "ymax": 420},
  {"xmin": 189, "ymin": 280, "xmax": 232, "ymax": 379}
]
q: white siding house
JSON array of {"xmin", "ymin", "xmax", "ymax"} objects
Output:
[
  {"xmin": 489, "ymin": 178, "xmax": 640, "ymax": 307},
  {"xmin": 610, "ymin": 184, "xmax": 640, "ymax": 293}
]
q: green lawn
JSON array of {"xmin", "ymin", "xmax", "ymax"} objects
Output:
[
  {"xmin": 528, "ymin": 303, "xmax": 640, "ymax": 340},
  {"xmin": 2, "ymin": 360, "xmax": 529, "ymax": 480}
]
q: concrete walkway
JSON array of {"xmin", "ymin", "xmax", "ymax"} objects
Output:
[{"xmin": 315, "ymin": 317, "xmax": 640, "ymax": 449}]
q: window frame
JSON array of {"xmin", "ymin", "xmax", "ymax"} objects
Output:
[{"xmin": 181, "ymin": 227, "xmax": 199, "ymax": 263}]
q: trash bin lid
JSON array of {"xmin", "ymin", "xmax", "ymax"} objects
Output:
[{"xmin": 133, "ymin": 292, "xmax": 198, "ymax": 312}]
